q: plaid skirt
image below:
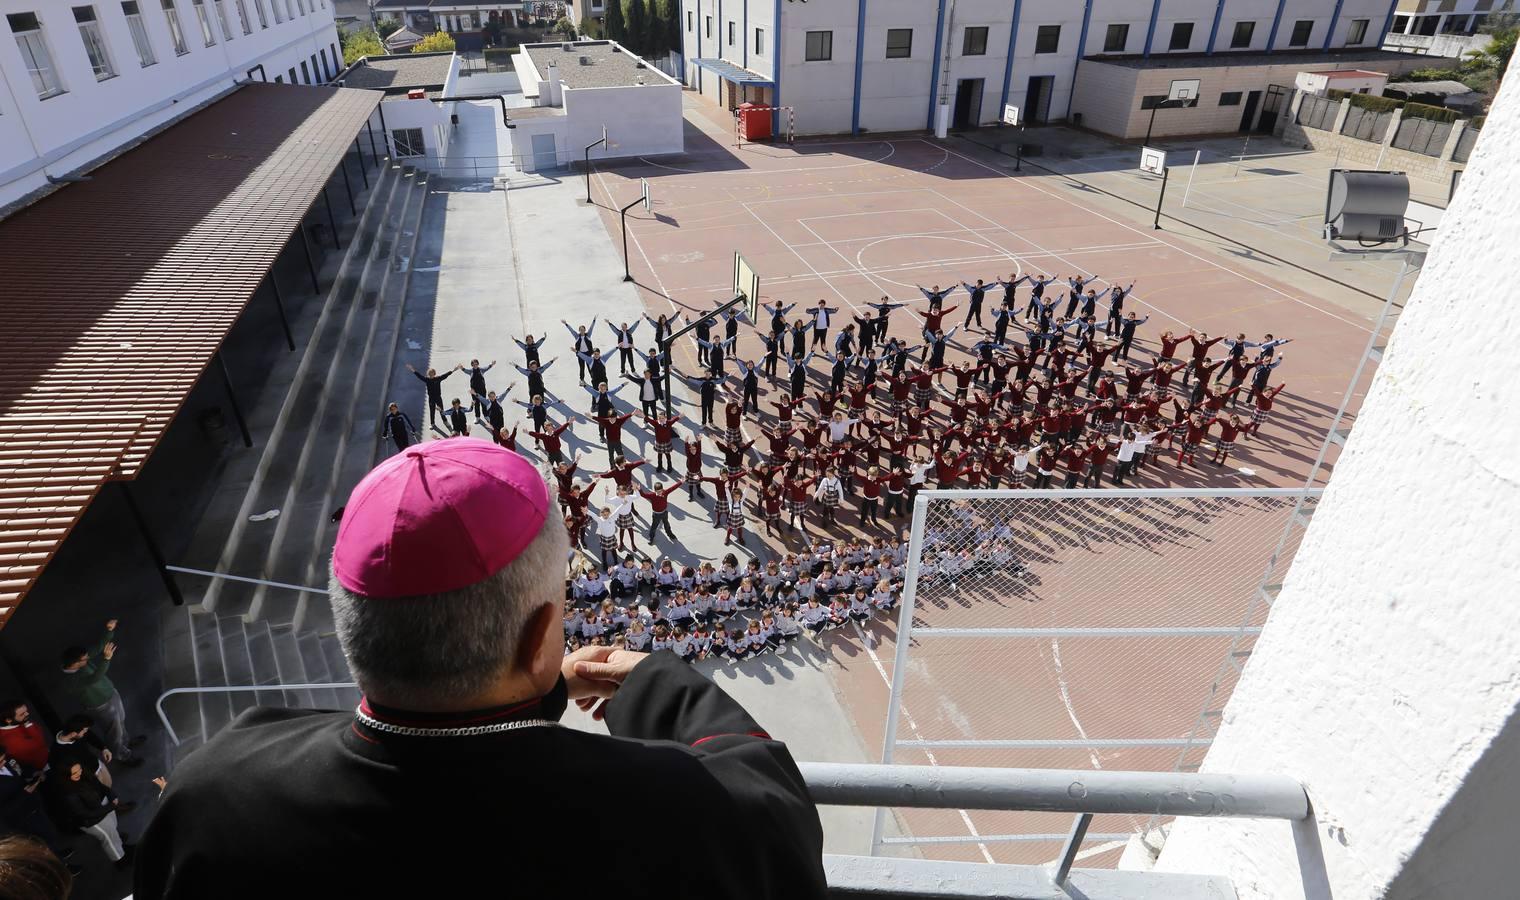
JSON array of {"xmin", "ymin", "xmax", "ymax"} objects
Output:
[
  {"xmin": 727, "ymin": 507, "xmax": 746, "ymax": 528},
  {"xmin": 1013, "ymin": 469, "xmax": 1028, "ymax": 486},
  {"xmin": 655, "ymin": 440, "xmax": 672, "ymax": 455},
  {"xmin": 599, "ymin": 534, "xmax": 617, "ymax": 552},
  {"xmin": 1099, "ymin": 421, "xmax": 1115, "ymax": 436},
  {"xmin": 766, "ymin": 511, "xmax": 781, "ymax": 525},
  {"xmin": 1170, "ymin": 421, "xmax": 1188, "ymax": 439},
  {"xmin": 914, "ymin": 386, "xmax": 933, "ymax": 408},
  {"xmin": 617, "ymin": 512, "xmax": 635, "ymax": 529},
  {"xmin": 726, "ymin": 463, "xmax": 744, "ymax": 477},
  {"xmin": 1217, "ymin": 439, "xmax": 1236, "ymax": 454},
  {"xmin": 819, "ymin": 485, "xmax": 842, "ymax": 509},
  {"xmin": 1182, "ymin": 440, "xmax": 1199, "ymax": 454},
  {"xmin": 725, "ymin": 426, "xmax": 742, "ymax": 445},
  {"xmin": 685, "ymin": 472, "xmax": 700, "ymax": 487},
  {"xmin": 1251, "ymin": 408, "xmax": 1270, "ymax": 426},
  {"xmin": 890, "ymin": 398, "xmax": 905, "ymax": 417},
  {"xmin": 787, "ymin": 498, "xmax": 809, "ymax": 515}
]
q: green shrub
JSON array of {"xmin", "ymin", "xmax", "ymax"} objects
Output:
[
  {"xmin": 1400, "ymin": 102, "xmax": 1459, "ymax": 123},
  {"xmin": 1325, "ymin": 90, "xmax": 1404, "ymax": 113}
]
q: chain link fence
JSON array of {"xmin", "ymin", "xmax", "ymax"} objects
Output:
[{"xmin": 871, "ymin": 488, "xmax": 1320, "ymax": 867}]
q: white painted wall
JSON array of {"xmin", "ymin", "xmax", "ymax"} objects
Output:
[
  {"xmin": 1296, "ymin": 70, "xmax": 1388, "ymax": 96},
  {"xmin": 1152, "ymin": 71, "xmax": 1520, "ymax": 900},
  {"xmin": 0, "ymin": 0, "xmax": 341, "ymax": 208},
  {"xmin": 677, "ymin": 0, "xmax": 1399, "ymax": 136}
]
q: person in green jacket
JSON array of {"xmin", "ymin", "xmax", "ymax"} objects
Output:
[{"xmin": 59, "ymin": 619, "xmax": 144, "ymax": 764}]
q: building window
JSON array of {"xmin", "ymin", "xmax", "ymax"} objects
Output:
[
  {"xmin": 1139, "ymin": 94, "xmax": 1169, "ymax": 109},
  {"xmin": 393, "ymin": 128, "xmax": 424, "ymax": 157},
  {"xmin": 271, "ymin": 0, "xmax": 282, "ymax": 23},
  {"xmin": 212, "ymin": 0, "xmax": 235, "ymax": 41},
  {"xmin": 319, "ymin": 46, "xmax": 328, "ymax": 78},
  {"xmin": 190, "ymin": 0, "xmax": 215, "ymax": 45},
  {"xmin": 1168, "ymin": 21, "xmax": 1193, "ymax": 51},
  {"xmin": 704, "ymin": 15, "xmax": 710, "ymax": 38},
  {"xmin": 73, "ymin": 6, "xmax": 117, "ymax": 80},
  {"xmin": 273, "ymin": 73, "xmax": 281, "ymax": 81},
  {"xmin": 963, "ymin": 25, "xmax": 989, "ymax": 55},
  {"xmin": 253, "ymin": 0, "xmax": 267, "ymax": 28},
  {"xmin": 299, "ymin": 59, "xmax": 309, "ymax": 83},
  {"xmin": 886, "ymin": 27, "xmax": 912, "ymax": 59},
  {"xmin": 805, "ymin": 30, "xmax": 831, "ymax": 61},
  {"xmin": 7, "ymin": 12, "xmax": 66, "ymax": 99},
  {"xmin": 685, "ymin": 10, "xmax": 691, "ymax": 31},
  {"xmin": 1346, "ymin": 18, "xmax": 1369, "ymax": 44},
  {"xmin": 754, "ymin": 26, "xmax": 764, "ymax": 55},
  {"xmin": 287, "ymin": 65, "xmax": 295, "ymax": 81},
  {"xmin": 161, "ymin": 0, "xmax": 188, "ymax": 53},
  {"xmin": 121, "ymin": 2, "xmax": 156, "ymax": 66},
  {"xmin": 284, "ymin": 0, "xmax": 295, "ymax": 20},
  {"xmin": 234, "ymin": 0, "xmax": 251, "ymax": 33},
  {"xmin": 1288, "ymin": 19, "xmax": 1312, "ymax": 46},
  {"xmin": 727, "ymin": 20, "xmax": 734, "ymax": 45},
  {"xmin": 1103, "ymin": 22, "xmax": 1128, "ymax": 52},
  {"xmin": 1219, "ymin": 91, "xmax": 1242, "ymax": 105},
  {"xmin": 1034, "ymin": 24, "xmax": 1059, "ymax": 54},
  {"xmin": 1229, "ymin": 20, "xmax": 1254, "ymax": 48}
]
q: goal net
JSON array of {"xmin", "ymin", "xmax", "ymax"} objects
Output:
[{"xmin": 734, "ymin": 106, "xmax": 796, "ymax": 146}]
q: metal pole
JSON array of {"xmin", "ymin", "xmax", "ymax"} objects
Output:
[
  {"xmin": 298, "ymin": 225, "xmax": 320, "ymax": 294},
  {"xmin": 1053, "ymin": 814, "xmax": 1093, "ymax": 886},
  {"xmin": 216, "ymin": 352, "xmax": 254, "ymax": 448},
  {"xmin": 1181, "ymin": 149, "xmax": 1202, "ymax": 208},
  {"xmin": 1015, "ymin": 124, "xmax": 1024, "ymax": 172},
  {"xmin": 661, "ymin": 338, "xmax": 674, "ymax": 418},
  {"xmin": 619, "ymin": 195, "xmax": 642, "ymax": 282},
  {"xmin": 366, "ymin": 119, "xmax": 380, "ymax": 163},
  {"xmin": 322, "ymin": 187, "xmax": 341, "ymax": 250},
  {"xmin": 354, "ymin": 139, "xmax": 369, "ymax": 188},
  {"xmin": 584, "ymin": 135, "xmax": 607, "ymax": 204},
  {"xmin": 268, "ymin": 275, "xmax": 294, "ymax": 350},
  {"xmin": 1153, "ymin": 166, "xmax": 1170, "ymax": 230},
  {"xmin": 116, "ymin": 482, "xmax": 184, "ymax": 606},
  {"xmin": 869, "ymin": 492, "xmax": 931, "ymax": 856},
  {"xmin": 1144, "ymin": 104, "xmax": 1159, "ymax": 146},
  {"xmin": 339, "ymin": 157, "xmax": 356, "ymax": 216},
  {"xmin": 1234, "ymin": 132, "xmax": 1251, "ymax": 177}
]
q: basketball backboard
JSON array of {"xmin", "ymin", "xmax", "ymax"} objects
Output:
[
  {"xmin": 1002, "ymin": 104, "xmax": 1020, "ymax": 126},
  {"xmin": 733, "ymin": 251, "xmax": 760, "ymax": 321},
  {"xmin": 1169, "ymin": 78, "xmax": 1201, "ymax": 107},
  {"xmin": 640, "ymin": 177, "xmax": 650, "ymax": 213},
  {"xmin": 1140, "ymin": 146, "xmax": 1168, "ymax": 175}
]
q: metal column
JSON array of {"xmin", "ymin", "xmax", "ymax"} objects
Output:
[
  {"xmin": 215, "ymin": 352, "xmax": 254, "ymax": 448},
  {"xmin": 353, "ymin": 139, "xmax": 369, "ymax": 188},
  {"xmin": 117, "ymin": 482, "xmax": 184, "ymax": 606},
  {"xmin": 321, "ymin": 187, "xmax": 341, "ymax": 250},
  {"xmin": 298, "ymin": 225, "xmax": 320, "ymax": 294},
  {"xmin": 365, "ymin": 119, "xmax": 380, "ymax": 164},
  {"xmin": 338, "ymin": 158, "xmax": 356, "ymax": 216},
  {"xmin": 268, "ymin": 274, "xmax": 294, "ymax": 350}
]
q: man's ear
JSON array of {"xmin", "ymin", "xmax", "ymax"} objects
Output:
[{"xmin": 516, "ymin": 603, "xmax": 562, "ymax": 682}]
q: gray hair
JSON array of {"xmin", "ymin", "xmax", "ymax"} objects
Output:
[{"xmin": 328, "ymin": 508, "xmax": 569, "ymax": 707}]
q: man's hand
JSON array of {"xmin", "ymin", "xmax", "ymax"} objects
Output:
[
  {"xmin": 105, "ymin": 618, "xmax": 118, "ymax": 631},
  {"xmin": 102, "ymin": 749, "xmax": 113, "ymax": 763},
  {"xmin": 561, "ymin": 646, "xmax": 648, "ymax": 721},
  {"xmin": 102, "ymin": 642, "xmax": 117, "ymax": 660}
]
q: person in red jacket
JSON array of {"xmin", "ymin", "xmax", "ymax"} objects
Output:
[
  {"xmin": 1248, "ymin": 383, "xmax": 1287, "ymax": 437},
  {"xmin": 1033, "ymin": 442, "xmax": 1059, "ymax": 489},
  {"xmin": 1178, "ymin": 412, "xmax": 1213, "ymax": 467},
  {"xmin": 1084, "ymin": 434, "xmax": 1114, "ymax": 487},
  {"xmin": 1059, "ymin": 443, "xmax": 1088, "ymax": 489},
  {"xmin": 783, "ymin": 475, "xmax": 818, "ymax": 534},
  {"xmin": 597, "ymin": 456, "xmax": 646, "ymax": 490},
  {"xmin": 858, "ymin": 467, "xmax": 887, "ymax": 527},
  {"xmin": 528, "ymin": 418, "xmax": 578, "ymax": 465},
  {"xmin": 592, "ymin": 411, "xmax": 636, "ymax": 465},
  {"xmin": 760, "ymin": 483, "xmax": 784, "ymax": 537},
  {"xmin": 1211, "ymin": 415, "xmax": 1247, "ymax": 466},
  {"xmin": 0, "ymin": 701, "xmax": 50, "ymax": 772},
  {"xmin": 682, "ymin": 432, "xmax": 705, "ymax": 501},
  {"xmin": 644, "ymin": 412, "xmax": 681, "ymax": 473},
  {"xmin": 638, "ymin": 480, "xmax": 682, "ymax": 542}
]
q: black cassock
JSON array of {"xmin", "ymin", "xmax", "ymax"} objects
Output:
[{"xmin": 135, "ymin": 653, "xmax": 826, "ymax": 899}]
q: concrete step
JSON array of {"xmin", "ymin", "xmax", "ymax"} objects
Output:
[
  {"xmin": 319, "ymin": 633, "xmax": 361, "ymax": 711},
  {"xmin": 246, "ymin": 619, "xmax": 282, "ymax": 689},
  {"xmin": 249, "ymin": 169, "xmax": 429, "ymax": 628},
  {"xmin": 297, "ymin": 630, "xmax": 340, "ymax": 710},
  {"xmin": 189, "ymin": 611, "xmax": 232, "ymax": 748},
  {"xmin": 268, "ymin": 624, "xmax": 315, "ymax": 709},
  {"xmin": 219, "ymin": 615, "xmax": 257, "ymax": 719},
  {"xmin": 200, "ymin": 161, "xmax": 407, "ymax": 620}
]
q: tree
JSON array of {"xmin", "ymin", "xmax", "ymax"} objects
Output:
[
  {"xmin": 663, "ymin": 0, "xmax": 680, "ymax": 62},
  {"xmin": 578, "ymin": 12, "xmax": 603, "ymax": 39},
  {"xmin": 624, "ymin": 0, "xmax": 647, "ymax": 55},
  {"xmin": 411, "ymin": 31, "xmax": 457, "ymax": 53},
  {"xmin": 342, "ymin": 30, "xmax": 385, "ymax": 65},
  {"xmin": 553, "ymin": 16, "xmax": 577, "ymax": 39},
  {"xmin": 1472, "ymin": 25, "xmax": 1517, "ymax": 82},
  {"xmin": 375, "ymin": 17, "xmax": 402, "ymax": 39},
  {"xmin": 643, "ymin": 0, "xmax": 669, "ymax": 59},
  {"xmin": 604, "ymin": 0, "xmax": 625, "ymax": 44}
]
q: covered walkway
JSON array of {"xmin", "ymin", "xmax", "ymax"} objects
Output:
[{"xmin": 0, "ymin": 82, "xmax": 382, "ymax": 623}]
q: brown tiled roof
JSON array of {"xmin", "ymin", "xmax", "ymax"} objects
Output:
[{"xmin": 0, "ymin": 82, "xmax": 382, "ymax": 618}]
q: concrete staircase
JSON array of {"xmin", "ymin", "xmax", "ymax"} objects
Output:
[{"xmin": 165, "ymin": 160, "xmax": 432, "ymax": 760}]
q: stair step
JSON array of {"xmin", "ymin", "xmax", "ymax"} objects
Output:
[
  {"xmin": 246, "ymin": 619, "xmax": 282, "ymax": 687},
  {"xmin": 319, "ymin": 633, "xmax": 361, "ymax": 711},
  {"xmin": 268, "ymin": 625, "xmax": 314, "ymax": 709},
  {"xmin": 189, "ymin": 612, "xmax": 233, "ymax": 747},
  {"xmin": 297, "ymin": 631, "xmax": 340, "ymax": 710},
  {"xmin": 219, "ymin": 616, "xmax": 257, "ymax": 719}
]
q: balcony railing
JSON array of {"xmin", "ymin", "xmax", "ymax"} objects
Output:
[{"xmin": 159, "ymin": 684, "xmax": 1303, "ymax": 899}]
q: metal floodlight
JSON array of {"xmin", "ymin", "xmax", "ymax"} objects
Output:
[{"xmin": 1325, "ymin": 169, "xmax": 1410, "ymax": 243}]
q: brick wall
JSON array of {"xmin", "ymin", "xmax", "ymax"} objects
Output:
[{"xmin": 1278, "ymin": 90, "xmax": 1470, "ymax": 182}]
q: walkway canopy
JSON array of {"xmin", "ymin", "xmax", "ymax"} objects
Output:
[
  {"xmin": 691, "ymin": 58, "xmax": 774, "ymax": 87},
  {"xmin": 0, "ymin": 82, "xmax": 381, "ymax": 623}
]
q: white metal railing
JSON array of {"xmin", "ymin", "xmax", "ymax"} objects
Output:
[{"xmin": 156, "ymin": 683, "xmax": 355, "ymax": 746}]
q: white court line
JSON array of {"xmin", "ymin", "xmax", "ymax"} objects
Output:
[
  {"xmin": 926, "ymin": 140, "xmax": 1374, "ymax": 333},
  {"xmin": 1050, "ymin": 639, "xmax": 1103, "ymax": 771},
  {"xmin": 738, "ymin": 200, "xmax": 870, "ymax": 319},
  {"xmin": 798, "ymin": 206, "xmax": 959, "ymax": 224},
  {"xmin": 637, "ymin": 140, "xmax": 898, "ymax": 175},
  {"xmin": 852, "ymin": 621, "xmax": 996, "ymax": 864}
]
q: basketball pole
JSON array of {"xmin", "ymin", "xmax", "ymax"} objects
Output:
[
  {"xmin": 1154, "ymin": 167, "xmax": 1170, "ymax": 230},
  {"xmin": 619, "ymin": 195, "xmax": 642, "ymax": 281}
]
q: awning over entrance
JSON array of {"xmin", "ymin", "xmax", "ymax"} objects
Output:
[
  {"xmin": 0, "ymin": 82, "xmax": 382, "ymax": 621},
  {"xmin": 691, "ymin": 58, "xmax": 774, "ymax": 86}
]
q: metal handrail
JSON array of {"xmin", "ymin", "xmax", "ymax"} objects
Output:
[{"xmin": 155, "ymin": 683, "xmax": 356, "ymax": 746}]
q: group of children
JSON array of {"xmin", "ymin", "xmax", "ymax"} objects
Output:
[{"xmin": 562, "ymin": 534, "xmax": 910, "ymax": 663}]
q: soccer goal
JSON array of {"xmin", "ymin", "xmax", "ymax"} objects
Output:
[{"xmin": 734, "ymin": 106, "xmax": 796, "ymax": 146}]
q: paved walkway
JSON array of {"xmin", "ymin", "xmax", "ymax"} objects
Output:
[{"xmin": 407, "ymin": 161, "xmax": 885, "ymax": 854}]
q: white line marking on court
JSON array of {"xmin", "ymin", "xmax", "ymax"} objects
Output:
[
  {"xmin": 1050, "ymin": 638, "xmax": 1104, "ymax": 771},
  {"xmin": 846, "ymin": 232, "xmax": 1025, "ymax": 291},
  {"xmin": 925, "ymin": 140, "xmax": 1374, "ymax": 333},
  {"xmin": 637, "ymin": 140, "xmax": 899, "ymax": 175},
  {"xmin": 853, "ymin": 621, "xmax": 996, "ymax": 864},
  {"xmin": 738, "ymin": 200, "xmax": 869, "ymax": 318}
]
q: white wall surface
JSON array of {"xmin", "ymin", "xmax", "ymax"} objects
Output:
[
  {"xmin": 1153, "ymin": 70, "xmax": 1520, "ymax": 900},
  {"xmin": 0, "ymin": 0, "xmax": 340, "ymax": 208}
]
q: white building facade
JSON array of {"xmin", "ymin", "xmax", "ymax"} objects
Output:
[
  {"xmin": 1, "ymin": 0, "xmax": 342, "ymax": 209},
  {"xmin": 677, "ymin": 0, "xmax": 1407, "ymax": 136}
]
